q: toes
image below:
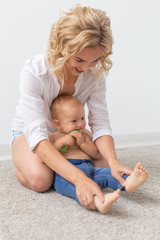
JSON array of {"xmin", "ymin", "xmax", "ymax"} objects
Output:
[
  {"xmin": 142, "ymin": 167, "xmax": 147, "ymax": 174},
  {"xmin": 138, "ymin": 164, "xmax": 147, "ymax": 173},
  {"xmin": 136, "ymin": 162, "xmax": 142, "ymax": 169}
]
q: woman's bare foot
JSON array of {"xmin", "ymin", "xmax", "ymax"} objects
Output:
[
  {"xmin": 125, "ymin": 162, "xmax": 148, "ymax": 192},
  {"xmin": 94, "ymin": 189, "xmax": 121, "ymax": 214}
]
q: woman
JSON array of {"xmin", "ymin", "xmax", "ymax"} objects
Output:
[{"xmin": 11, "ymin": 4, "xmax": 132, "ymax": 210}]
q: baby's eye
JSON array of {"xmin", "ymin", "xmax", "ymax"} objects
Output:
[
  {"xmin": 72, "ymin": 120, "xmax": 77, "ymax": 123},
  {"xmin": 81, "ymin": 117, "xmax": 84, "ymax": 121}
]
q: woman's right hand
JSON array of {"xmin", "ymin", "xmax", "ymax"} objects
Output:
[{"xmin": 75, "ymin": 175, "xmax": 104, "ymax": 209}]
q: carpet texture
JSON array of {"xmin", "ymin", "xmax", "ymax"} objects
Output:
[{"xmin": 0, "ymin": 145, "xmax": 160, "ymax": 240}]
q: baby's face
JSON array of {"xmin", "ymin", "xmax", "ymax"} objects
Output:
[{"xmin": 58, "ymin": 103, "xmax": 86, "ymax": 134}]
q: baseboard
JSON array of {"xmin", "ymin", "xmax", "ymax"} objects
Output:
[
  {"xmin": 0, "ymin": 132, "xmax": 160, "ymax": 161},
  {"xmin": 0, "ymin": 144, "xmax": 12, "ymax": 161},
  {"xmin": 114, "ymin": 132, "xmax": 160, "ymax": 148}
]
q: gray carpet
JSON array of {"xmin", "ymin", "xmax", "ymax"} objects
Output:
[{"xmin": 0, "ymin": 145, "xmax": 160, "ymax": 240}]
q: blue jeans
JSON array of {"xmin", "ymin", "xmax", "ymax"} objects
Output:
[
  {"xmin": 53, "ymin": 159, "xmax": 128, "ymax": 205},
  {"xmin": 11, "ymin": 130, "xmax": 23, "ymax": 144}
]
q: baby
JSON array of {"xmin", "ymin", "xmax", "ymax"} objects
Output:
[{"xmin": 49, "ymin": 95, "xmax": 148, "ymax": 214}]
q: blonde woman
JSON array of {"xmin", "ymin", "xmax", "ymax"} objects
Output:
[{"xmin": 11, "ymin": 4, "xmax": 133, "ymax": 209}]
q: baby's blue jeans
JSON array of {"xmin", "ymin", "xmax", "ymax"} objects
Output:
[{"xmin": 53, "ymin": 159, "xmax": 128, "ymax": 205}]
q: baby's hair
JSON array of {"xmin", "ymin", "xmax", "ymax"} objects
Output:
[
  {"xmin": 51, "ymin": 95, "xmax": 83, "ymax": 120},
  {"xmin": 47, "ymin": 4, "xmax": 113, "ymax": 88}
]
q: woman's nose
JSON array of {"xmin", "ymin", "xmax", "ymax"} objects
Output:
[{"xmin": 81, "ymin": 63, "xmax": 91, "ymax": 72}]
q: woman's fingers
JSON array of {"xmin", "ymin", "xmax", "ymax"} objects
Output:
[
  {"xmin": 78, "ymin": 190, "xmax": 95, "ymax": 209},
  {"xmin": 84, "ymin": 192, "xmax": 96, "ymax": 209},
  {"xmin": 115, "ymin": 174, "xmax": 127, "ymax": 187},
  {"xmin": 111, "ymin": 164, "xmax": 133, "ymax": 186},
  {"xmin": 82, "ymin": 188, "xmax": 105, "ymax": 210},
  {"xmin": 81, "ymin": 195, "xmax": 94, "ymax": 209},
  {"xmin": 123, "ymin": 166, "xmax": 133, "ymax": 175},
  {"xmin": 76, "ymin": 177, "xmax": 104, "ymax": 210},
  {"xmin": 94, "ymin": 189, "xmax": 105, "ymax": 205}
]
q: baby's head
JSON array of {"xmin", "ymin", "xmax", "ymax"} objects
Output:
[{"xmin": 51, "ymin": 95, "xmax": 86, "ymax": 134}]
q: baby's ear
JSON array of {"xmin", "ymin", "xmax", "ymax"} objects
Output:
[{"xmin": 53, "ymin": 119, "xmax": 61, "ymax": 130}]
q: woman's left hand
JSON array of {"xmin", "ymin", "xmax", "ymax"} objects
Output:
[{"xmin": 110, "ymin": 161, "xmax": 133, "ymax": 187}]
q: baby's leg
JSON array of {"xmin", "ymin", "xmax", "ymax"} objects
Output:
[
  {"xmin": 54, "ymin": 172, "xmax": 80, "ymax": 203},
  {"xmin": 125, "ymin": 162, "xmax": 148, "ymax": 192},
  {"xmin": 94, "ymin": 189, "xmax": 121, "ymax": 214},
  {"xmin": 93, "ymin": 167, "xmax": 128, "ymax": 191}
]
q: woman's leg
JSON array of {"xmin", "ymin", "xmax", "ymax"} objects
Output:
[{"xmin": 12, "ymin": 134, "xmax": 54, "ymax": 192}]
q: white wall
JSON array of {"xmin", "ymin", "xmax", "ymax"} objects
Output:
[{"xmin": 0, "ymin": 0, "xmax": 160, "ymax": 145}]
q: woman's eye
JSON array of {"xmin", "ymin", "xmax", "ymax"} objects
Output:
[
  {"xmin": 76, "ymin": 60, "xmax": 83, "ymax": 63},
  {"xmin": 75, "ymin": 58, "xmax": 83, "ymax": 62}
]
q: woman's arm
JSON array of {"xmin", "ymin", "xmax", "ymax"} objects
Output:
[
  {"xmin": 95, "ymin": 135, "xmax": 133, "ymax": 186},
  {"xmin": 34, "ymin": 139, "xmax": 104, "ymax": 208},
  {"xmin": 86, "ymin": 74, "xmax": 133, "ymax": 185}
]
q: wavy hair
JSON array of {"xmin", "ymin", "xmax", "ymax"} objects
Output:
[{"xmin": 47, "ymin": 4, "xmax": 113, "ymax": 87}]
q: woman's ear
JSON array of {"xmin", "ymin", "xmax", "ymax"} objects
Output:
[{"xmin": 53, "ymin": 119, "xmax": 61, "ymax": 130}]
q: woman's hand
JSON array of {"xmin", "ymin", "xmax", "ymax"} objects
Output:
[
  {"xmin": 95, "ymin": 135, "xmax": 133, "ymax": 186},
  {"xmin": 110, "ymin": 161, "xmax": 133, "ymax": 187},
  {"xmin": 75, "ymin": 175, "xmax": 104, "ymax": 209}
]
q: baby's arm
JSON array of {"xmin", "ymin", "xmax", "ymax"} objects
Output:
[
  {"xmin": 49, "ymin": 133, "xmax": 74, "ymax": 152},
  {"xmin": 70, "ymin": 131, "xmax": 100, "ymax": 159},
  {"xmin": 81, "ymin": 133, "xmax": 100, "ymax": 159}
]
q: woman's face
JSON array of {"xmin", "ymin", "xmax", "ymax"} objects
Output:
[{"xmin": 65, "ymin": 47, "xmax": 103, "ymax": 77}]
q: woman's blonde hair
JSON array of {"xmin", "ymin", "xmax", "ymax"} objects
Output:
[{"xmin": 47, "ymin": 4, "xmax": 113, "ymax": 87}]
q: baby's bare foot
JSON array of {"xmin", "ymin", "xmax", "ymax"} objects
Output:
[
  {"xmin": 94, "ymin": 189, "xmax": 121, "ymax": 214},
  {"xmin": 125, "ymin": 162, "xmax": 148, "ymax": 192}
]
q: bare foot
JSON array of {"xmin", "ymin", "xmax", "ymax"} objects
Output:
[
  {"xmin": 94, "ymin": 189, "xmax": 121, "ymax": 214},
  {"xmin": 125, "ymin": 162, "xmax": 148, "ymax": 192}
]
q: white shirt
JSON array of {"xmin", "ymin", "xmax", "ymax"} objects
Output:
[{"xmin": 12, "ymin": 54, "xmax": 112, "ymax": 151}]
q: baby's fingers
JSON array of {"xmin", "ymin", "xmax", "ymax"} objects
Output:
[{"xmin": 70, "ymin": 131, "xmax": 81, "ymax": 139}]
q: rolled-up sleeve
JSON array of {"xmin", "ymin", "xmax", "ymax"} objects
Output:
[
  {"xmin": 19, "ymin": 66, "xmax": 49, "ymax": 151},
  {"xmin": 87, "ymin": 73, "xmax": 112, "ymax": 142}
]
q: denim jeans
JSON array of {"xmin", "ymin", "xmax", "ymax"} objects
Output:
[
  {"xmin": 53, "ymin": 159, "xmax": 128, "ymax": 205},
  {"xmin": 11, "ymin": 130, "xmax": 23, "ymax": 144}
]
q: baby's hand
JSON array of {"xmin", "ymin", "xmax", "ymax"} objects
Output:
[
  {"xmin": 69, "ymin": 130, "xmax": 85, "ymax": 146},
  {"xmin": 63, "ymin": 134, "xmax": 75, "ymax": 147}
]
